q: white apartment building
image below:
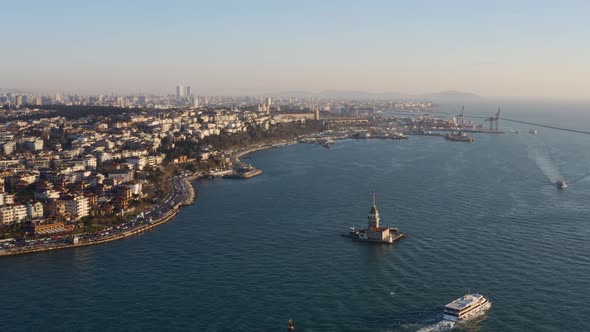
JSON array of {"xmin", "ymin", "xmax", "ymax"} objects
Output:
[
  {"xmin": 125, "ymin": 157, "xmax": 147, "ymax": 170},
  {"xmin": 63, "ymin": 196, "xmax": 90, "ymax": 219},
  {"xmin": 84, "ymin": 155, "xmax": 97, "ymax": 169},
  {"xmin": 0, "ymin": 204, "xmax": 27, "ymax": 225},
  {"xmin": 26, "ymin": 202, "xmax": 44, "ymax": 220}
]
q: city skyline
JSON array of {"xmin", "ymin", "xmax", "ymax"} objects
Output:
[{"xmin": 2, "ymin": 1, "xmax": 589, "ymax": 99}]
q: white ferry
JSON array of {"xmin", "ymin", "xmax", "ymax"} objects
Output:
[{"xmin": 443, "ymin": 294, "xmax": 491, "ymax": 322}]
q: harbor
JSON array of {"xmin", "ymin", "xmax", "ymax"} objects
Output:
[{"xmin": 2, "ymin": 131, "xmax": 590, "ymax": 331}]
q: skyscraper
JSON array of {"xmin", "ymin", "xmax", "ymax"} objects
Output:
[
  {"xmin": 185, "ymin": 86, "xmax": 191, "ymax": 98},
  {"xmin": 176, "ymin": 85, "xmax": 184, "ymax": 99}
]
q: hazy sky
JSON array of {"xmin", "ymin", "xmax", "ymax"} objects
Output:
[{"xmin": 2, "ymin": 0, "xmax": 589, "ymax": 98}]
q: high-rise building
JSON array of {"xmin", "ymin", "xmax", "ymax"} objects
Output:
[
  {"xmin": 185, "ymin": 86, "xmax": 191, "ymax": 97},
  {"xmin": 176, "ymin": 85, "xmax": 184, "ymax": 99},
  {"xmin": 191, "ymin": 96, "xmax": 199, "ymax": 107},
  {"xmin": 266, "ymin": 97, "xmax": 272, "ymax": 106}
]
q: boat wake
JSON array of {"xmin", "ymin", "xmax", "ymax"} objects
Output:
[
  {"xmin": 529, "ymin": 148, "xmax": 561, "ymax": 184},
  {"xmin": 416, "ymin": 320, "xmax": 455, "ymax": 332}
]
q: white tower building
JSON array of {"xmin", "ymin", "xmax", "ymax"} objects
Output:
[{"xmin": 368, "ymin": 193, "xmax": 380, "ymax": 229}]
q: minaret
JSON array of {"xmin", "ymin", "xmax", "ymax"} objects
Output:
[{"xmin": 368, "ymin": 193, "xmax": 380, "ymax": 229}]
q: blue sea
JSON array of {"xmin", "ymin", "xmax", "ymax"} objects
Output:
[{"xmin": 2, "ymin": 100, "xmax": 590, "ymax": 331}]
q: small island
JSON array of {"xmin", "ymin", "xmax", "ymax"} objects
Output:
[{"xmin": 345, "ymin": 194, "xmax": 406, "ymax": 244}]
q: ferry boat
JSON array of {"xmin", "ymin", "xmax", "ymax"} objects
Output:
[
  {"xmin": 442, "ymin": 294, "xmax": 491, "ymax": 322},
  {"xmin": 444, "ymin": 131, "xmax": 474, "ymax": 142},
  {"xmin": 556, "ymin": 179, "xmax": 568, "ymax": 189}
]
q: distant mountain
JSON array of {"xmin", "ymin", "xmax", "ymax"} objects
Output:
[
  {"xmin": 274, "ymin": 90, "xmax": 410, "ymax": 100},
  {"xmin": 0, "ymin": 88, "xmax": 26, "ymax": 94},
  {"xmin": 274, "ymin": 90, "xmax": 481, "ymax": 101},
  {"xmin": 421, "ymin": 90, "xmax": 482, "ymax": 100}
]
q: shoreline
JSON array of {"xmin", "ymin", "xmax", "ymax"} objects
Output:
[
  {"xmin": 0, "ymin": 135, "xmax": 395, "ymax": 257},
  {"xmin": 0, "ymin": 139, "xmax": 290, "ymax": 258},
  {"xmin": 232, "ymin": 140, "xmax": 299, "ymax": 163},
  {"xmin": 225, "ymin": 140, "xmax": 299, "ymax": 179},
  {"xmin": 0, "ymin": 176, "xmax": 196, "ymax": 257},
  {"xmin": 0, "ymin": 140, "xmax": 288, "ymax": 258}
]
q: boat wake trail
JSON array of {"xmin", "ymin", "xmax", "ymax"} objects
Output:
[
  {"xmin": 416, "ymin": 320, "xmax": 455, "ymax": 332},
  {"xmin": 529, "ymin": 148, "xmax": 561, "ymax": 184}
]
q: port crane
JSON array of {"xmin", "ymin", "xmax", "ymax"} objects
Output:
[
  {"xmin": 457, "ymin": 106, "xmax": 465, "ymax": 129},
  {"xmin": 484, "ymin": 108, "xmax": 500, "ymax": 131}
]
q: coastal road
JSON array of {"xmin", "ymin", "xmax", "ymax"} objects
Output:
[{"xmin": 0, "ymin": 176, "xmax": 194, "ymax": 256}]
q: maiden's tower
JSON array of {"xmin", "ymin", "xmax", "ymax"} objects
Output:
[{"xmin": 346, "ymin": 193, "xmax": 406, "ymax": 244}]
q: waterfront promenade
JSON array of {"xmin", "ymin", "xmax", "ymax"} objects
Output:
[
  {"xmin": 0, "ymin": 129, "xmax": 488, "ymax": 257},
  {"xmin": 0, "ymin": 176, "xmax": 196, "ymax": 257},
  {"xmin": 0, "ymin": 141, "xmax": 293, "ymax": 257}
]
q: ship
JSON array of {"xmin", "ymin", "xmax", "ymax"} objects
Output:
[
  {"xmin": 443, "ymin": 294, "xmax": 492, "ymax": 322},
  {"xmin": 444, "ymin": 131, "xmax": 474, "ymax": 142},
  {"xmin": 529, "ymin": 129, "xmax": 538, "ymax": 135},
  {"xmin": 556, "ymin": 179, "xmax": 568, "ymax": 189}
]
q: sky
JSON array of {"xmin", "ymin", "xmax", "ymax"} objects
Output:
[{"xmin": 1, "ymin": 0, "xmax": 589, "ymax": 98}]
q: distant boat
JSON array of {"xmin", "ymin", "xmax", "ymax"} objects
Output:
[
  {"xmin": 529, "ymin": 129, "xmax": 538, "ymax": 135},
  {"xmin": 556, "ymin": 179, "xmax": 568, "ymax": 189},
  {"xmin": 444, "ymin": 131, "xmax": 474, "ymax": 142},
  {"xmin": 514, "ymin": 129, "xmax": 520, "ymax": 135}
]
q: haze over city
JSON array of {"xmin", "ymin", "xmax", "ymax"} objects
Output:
[
  {"xmin": 2, "ymin": 0, "xmax": 589, "ymax": 99},
  {"xmin": 4, "ymin": 1, "xmax": 590, "ymax": 332}
]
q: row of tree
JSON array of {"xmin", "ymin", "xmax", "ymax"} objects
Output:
[{"xmin": 204, "ymin": 121, "xmax": 325, "ymax": 150}]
